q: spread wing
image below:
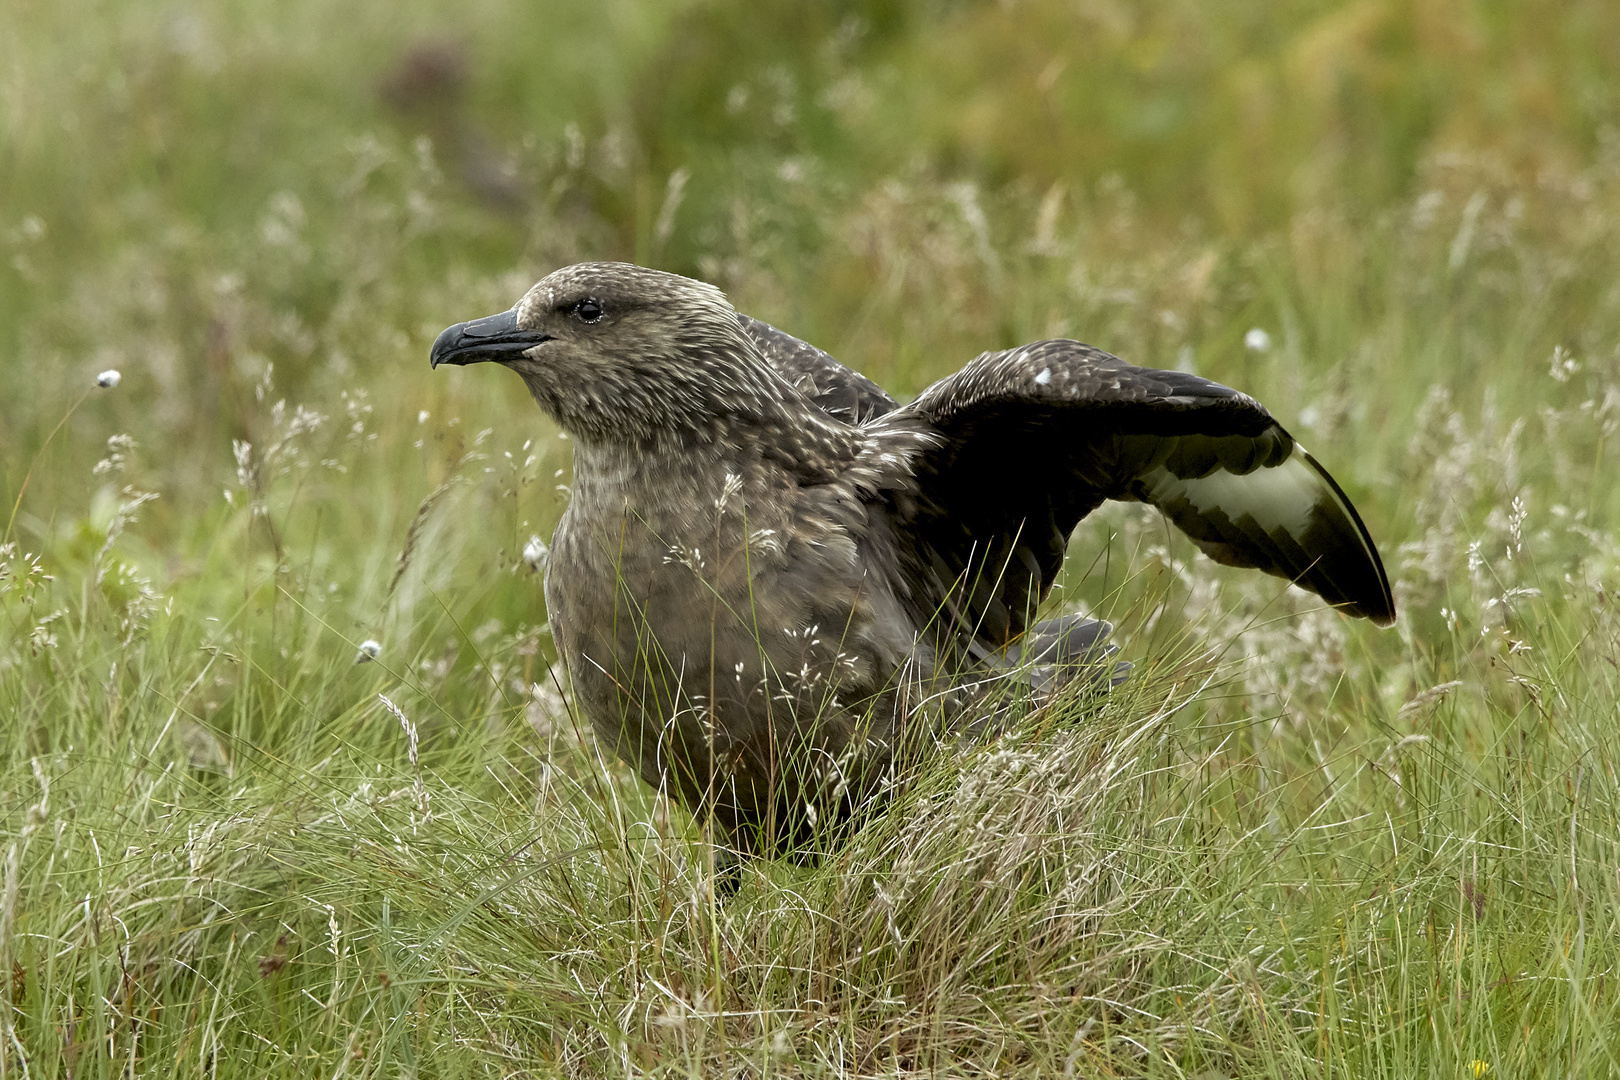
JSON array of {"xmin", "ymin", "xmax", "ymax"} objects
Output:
[
  {"xmin": 876, "ymin": 339, "xmax": 1395, "ymax": 657},
  {"xmin": 739, "ymin": 315, "xmax": 897, "ymax": 424}
]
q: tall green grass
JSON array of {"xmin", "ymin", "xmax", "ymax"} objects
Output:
[{"xmin": 4, "ymin": 0, "xmax": 1620, "ymax": 1074}]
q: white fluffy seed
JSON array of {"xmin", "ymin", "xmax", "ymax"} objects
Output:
[
  {"xmin": 522, "ymin": 534, "xmax": 550, "ymax": 573},
  {"xmin": 96, "ymin": 369, "xmax": 122, "ymax": 388},
  {"xmin": 354, "ymin": 639, "xmax": 382, "ymax": 664}
]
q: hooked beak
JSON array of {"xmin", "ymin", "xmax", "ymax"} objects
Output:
[{"xmin": 430, "ymin": 309, "xmax": 552, "ymax": 369}]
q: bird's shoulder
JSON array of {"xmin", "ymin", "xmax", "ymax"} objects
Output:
[
  {"xmin": 739, "ymin": 315, "xmax": 898, "ymax": 424},
  {"xmin": 813, "ymin": 415, "xmax": 940, "ymax": 510}
]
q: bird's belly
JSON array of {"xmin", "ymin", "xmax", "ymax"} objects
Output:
[{"xmin": 544, "ymin": 506, "xmax": 918, "ymax": 846}]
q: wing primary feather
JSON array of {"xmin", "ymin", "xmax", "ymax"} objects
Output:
[
  {"xmin": 1138, "ymin": 443, "xmax": 1394, "ymax": 625},
  {"xmin": 879, "ymin": 338, "xmax": 1395, "ymax": 666}
]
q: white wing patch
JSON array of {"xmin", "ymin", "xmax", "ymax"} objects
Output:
[
  {"xmin": 1035, "ymin": 367, "xmax": 1052, "ymax": 386},
  {"xmin": 1129, "ymin": 437, "xmax": 1392, "ymax": 623},
  {"xmin": 1143, "ymin": 448, "xmax": 1320, "ymax": 540}
]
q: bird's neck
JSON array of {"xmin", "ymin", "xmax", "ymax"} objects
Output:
[
  {"xmin": 563, "ymin": 436, "xmax": 788, "ymax": 545},
  {"xmin": 533, "ymin": 342, "xmax": 859, "ymax": 482}
]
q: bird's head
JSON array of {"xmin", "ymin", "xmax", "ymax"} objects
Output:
[{"xmin": 431, "ymin": 262, "xmax": 791, "ymax": 448}]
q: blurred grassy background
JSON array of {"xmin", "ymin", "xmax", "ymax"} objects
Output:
[
  {"xmin": 5, "ymin": 0, "xmax": 1620, "ymax": 1075},
  {"xmin": 6, "ymin": 0, "xmax": 1618, "ymax": 493}
]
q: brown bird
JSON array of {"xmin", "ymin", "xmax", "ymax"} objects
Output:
[{"xmin": 431, "ymin": 262, "xmax": 1394, "ymax": 856}]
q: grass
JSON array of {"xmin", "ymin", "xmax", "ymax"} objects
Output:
[{"xmin": 4, "ymin": 0, "xmax": 1620, "ymax": 1074}]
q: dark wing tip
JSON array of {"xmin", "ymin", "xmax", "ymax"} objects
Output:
[
  {"xmin": 1138, "ymin": 443, "xmax": 1396, "ymax": 627},
  {"xmin": 1298, "ymin": 448, "xmax": 1396, "ymax": 627}
]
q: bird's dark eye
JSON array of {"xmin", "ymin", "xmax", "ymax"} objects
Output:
[{"xmin": 573, "ymin": 298, "xmax": 603, "ymax": 324}]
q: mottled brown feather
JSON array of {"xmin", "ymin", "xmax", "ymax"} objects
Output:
[{"xmin": 432, "ymin": 263, "xmax": 1394, "ymax": 856}]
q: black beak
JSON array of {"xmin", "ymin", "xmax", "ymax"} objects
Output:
[{"xmin": 430, "ymin": 309, "xmax": 552, "ymax": 369}]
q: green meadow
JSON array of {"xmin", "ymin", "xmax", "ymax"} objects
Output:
[{"xmin": 4, "ymin": 0, "xmax": 1620, "ymax": 1074}]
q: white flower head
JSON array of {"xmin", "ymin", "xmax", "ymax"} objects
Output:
[
  {"xmin": 522, "ymin": 534, "xmax": 549, "ymax": 573},
  {"xmin": 354, "ymin": 639, "xmax": 382, "ymax": 664},
  {"xmin": 96, "ymin": 370, "xmax": 122, "ymax": 388},
  {"xmin": 1243, "ymin": 328, "xmax": 1272, "ymax": 353},
  {"xmin": 1549, "ymin": 345, "xmax": 1579, "ymax": 383}
]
